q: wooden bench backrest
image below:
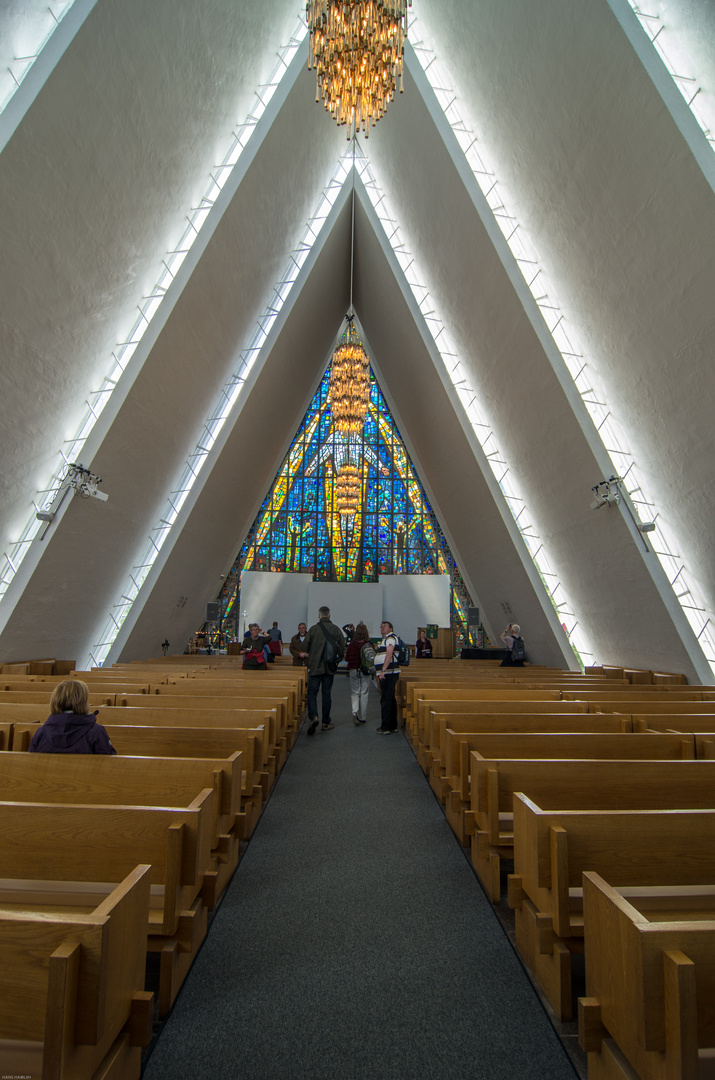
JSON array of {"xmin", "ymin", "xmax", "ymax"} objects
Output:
[
  {"xmin": 475, "ymin": 757, "xmax": 715, "ymax": 816},
  {"xmin": 10, "ymin": 723, "xmax": 264, "ymax": 792},
  {"xmin": 423, "ymin": 705, "xmax": 592, "ymax": 758},
  {"xmin": 448, "ymin": 730, "xmax": 694, "ymax": 801},
  {"xmin": 583, "ymin": 871, "xmax": 715, "ymax": 1055},
  {"xmin": 119, "ymin": 692, "xmax": 290, "ymax": 732},
  {"xmin": 513, "ymin": 794, "xmax": 715, "ymax": 892},
  {"xmin": 0, "ymin": 863, "xmax": 151, "ymax": 1055},
  {"xmin": 97, "ymin": 706, "xmax": 273, "ymax": 763},
  {"xmin": 637, "ymin": 716, "xmax": 715, "ymax": 732},
  {"xmin": 0, "ymin": 749, "xmax": 242, "ymax": 838},
  {"xmin": 591, "ymin": 701, "xmax": 715, "ymax": 714},
  {"xmin": 433, "ymin": 714, "xmax": 629, "ymax": 775},
  {"xmin": 0, "ymin": 794, "xmax": 213, "ymax": 934}
]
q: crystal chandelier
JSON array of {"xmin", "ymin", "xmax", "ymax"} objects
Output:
[
  {"xmin": 306, "ymin": 1, "xmax": 411, "ymax": 139},
  {"xmin": 329, "ymin": 322, "xmax": 371, "ymax": 434},
  {"xmin": 334, "ymin": 463, "xmax": 362, "ymax": 515},
  {"xmin": 329, "ymin": 320, "xmax": 370, "ymax": 516}
]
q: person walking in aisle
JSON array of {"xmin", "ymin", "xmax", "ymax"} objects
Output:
[
  {"xmin": 304, "ymin": 606, "xmax": 346, "ymax": 735},
  {"xmin": 374, "ymin": 619, "xmax": 400, "ymax": 734},
  {"xmin": 345, "ymin": 621, "xmax": 371, "ymax": 725}
]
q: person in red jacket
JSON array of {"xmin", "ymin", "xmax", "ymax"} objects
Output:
[{"xmin": 29, "ymin": 679, "xmax": 116, "ymax": 754}]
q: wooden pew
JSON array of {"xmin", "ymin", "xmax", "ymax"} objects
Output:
[
  {"xmin": 0, "ymin": 864, "xmax": 153, "ymax": 1080},
  {"xmin": 419, "ymin": 702, "xmax": 592, "ymax": 790},
  {"xmin": 507, "ymin": 785, "xmax": 715, "ymax": 1021},
  {"xmin": 0, "ymin": 750, "xmax": 243, "ymax": 905},
  {"xmin": 0, "ymin": 795, "xmax": 214, "ymax": 1016},
  {"xmin": 579, "ymin": 871, "xmax": 715, "ymax": 1080},
  {"xmin": 441, "ymin": 730, "xmax": 694, "ymax": 846},
  {"xmin": 117, "ymin": 692, "xmax": 292, "ymax": 770},
  {"xmin": 411, "ymin": 696, "xmax": 588, "ymax": 769},
  {"xmin": 101, "ymin": 704, "xmax": 274, "ymax": 789},
  {"xmin": 11, "ymin": 719, "xmax": 266, "ymax": 839}
]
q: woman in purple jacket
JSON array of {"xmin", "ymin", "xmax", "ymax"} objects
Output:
[{"xmin": 29, "ymin": 679, "xmax": 116, "ymax": 754}]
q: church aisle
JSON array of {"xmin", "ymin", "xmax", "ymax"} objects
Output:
[{"xmin": 142, "ymin": 673, "xmax": 577, "ymax": 1080}]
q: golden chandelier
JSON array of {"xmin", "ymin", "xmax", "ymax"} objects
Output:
[
  {"xmin": 334, "ymin": 463, "xmax": 362, "ymax": 515},
  {"xmin": 329, "ymin": 323, "xmax": 371, "ymax": 435},
  {"xmin": 329, "ymin": 320, "xmax": 371, "ymax": 515},
  {"xmin": 306, "ymin": 1, "xmax": 412, "ymax": 139}
]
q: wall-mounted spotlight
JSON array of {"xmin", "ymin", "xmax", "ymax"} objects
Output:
[
  {"xmin": 590, "ymin": 476, "xmax": 622, "ymax": 511},
  {"xmin": 637, "ymin": 521, "xmax": 656, "ymax": 534},
  {"xmin": 35, "ymin": 463, "xmax": 109, "ymax": 537}
]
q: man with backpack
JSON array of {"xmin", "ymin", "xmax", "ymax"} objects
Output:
[
  {"xmin": 374, "ymin": 619, "xmax": 402, "ymax": 734},
  {"xmin": 303, "ymin": 606, "xmax": 346, "ymax": 735},
  {"xmin": 500, "ymin": 623, "xmax": 526, "ymax": 666}
]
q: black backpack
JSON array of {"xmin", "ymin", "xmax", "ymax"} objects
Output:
[
  {"xmin": 396, "ymin": 637, "xmax": 411, "ymax": 666},
  {"xmin": 318, "ymin": 620, "xmax": 344, "ymax": 673},
  {"xmin": 511, "ymin": 636, "xmax": 526, "ymax": 662}
]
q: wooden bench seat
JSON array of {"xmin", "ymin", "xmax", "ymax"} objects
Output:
[
  {"xmin": 411, "ymin": 697, "xmax": 589, "ymax": 766},
  {"xmin": 10, "ymin": 719, "xmax": 267, "ymax": 839},
  {"xmin": 507, "ymin": 787, "xmax": 715, "ymax": 1021},
  {"xmin": 579, "ymin": 871, "xmax": 715, "ymax": 1080},
  {"xmin": 100, "ymin": 705, "xmax": 277, "ymax": 795},
  {"xmin": 441, "ymin": 730, "xmax": 694, "ymax": 846},
  {"xmin": 0, "ymin": 750, "xmax": 243, "ymax": 904},
  {"xmin": 117, "ymin": 692, "xmax": 293, "ymax": 767},
  {"xmin": 0, "ymin": 795, "xmax": 214, "ymax": 1016},
  {"xmin": 420, "ymin": 703, "xmax": 596, "ymax": 790},
  {"xmin": 0, "ymin": 864, "xmax": 153, "ymax": 1080}
]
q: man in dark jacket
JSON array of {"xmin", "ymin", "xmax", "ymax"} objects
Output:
[
  {"xmin": 29, "ymin": 679, "xmax": 116, "ymax": 754},
  {"xmin": 303, "ymin": 606, "xmax": 345, "ymax": 734}
]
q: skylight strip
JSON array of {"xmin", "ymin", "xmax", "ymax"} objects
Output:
[
  {"xmin": 0, "ymin": 16, "xmax": 308, "ymax": 614},
  {"xmin": 626, "ymin": 2, "xmax": 715, "ymax": 151},
  {"xmin": 409, "ymin": 13, "xmax": 715, "ymax": 677},
  {"xmin": 87, "ymin": 146, "xmax": 354, "ymax": 666},
  {"xmin": 0, "ymin": 1, "xmax": 75, "ymax": 115},
  {"xmin": 349, "ymin": 151, "xmax": 587, "ymax": 663}
]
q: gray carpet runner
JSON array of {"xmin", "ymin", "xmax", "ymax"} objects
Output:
[{"xmin": 142, "ymin": 674, "xmax": 577, "ymax": 1080}]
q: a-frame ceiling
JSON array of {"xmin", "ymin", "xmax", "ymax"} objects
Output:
[{"xmin": 0, "ymin": 0, "xmax": 714, "ymax": 679}]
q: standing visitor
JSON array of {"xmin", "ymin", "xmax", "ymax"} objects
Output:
[
  {"xmin": 267, "ymin": 621, "xmax": 283, "ymax": 657},
  {"xmin": 415, "ymin": 629, "xmax": 433, "ymax": 658},
  {"xmin": 345, "ymin": 622, "xmax": 371, "ymax": 725},
  {"xmin": 374, "ymin": 620, "xmax": 400, "ymax": 734},
  {"xmin": 500, "ymin": 623, "xmax": 526, "ymax": 666},
  {"xmin": 289, "ymin": 622, "xmax": 309, "ymax": 666},
  {"xmin": 304, "ymin": 606, "xmax": 346, "ymax": 735}
]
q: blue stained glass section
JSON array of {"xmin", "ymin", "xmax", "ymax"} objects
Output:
[{"xmin": 218, "ymin": 360, "xmax": 474, "ymax": 646}]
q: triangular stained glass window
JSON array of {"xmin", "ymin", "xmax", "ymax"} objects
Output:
[{"xmin": 219, "ymin": 356, "xmax": 474, "ymax": 644}]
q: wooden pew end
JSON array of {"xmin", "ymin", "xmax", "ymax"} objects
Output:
[
  {"xmin": 125, "ymin": 991, "xmax": 155, "ymax": 1047},
  {"xmin": 578, "ymin": 997, "xmax": 606, "ymax": 1053},
  {"xmin": 507, "ymin": 874, "xmax": 525, "ymax": 909}
]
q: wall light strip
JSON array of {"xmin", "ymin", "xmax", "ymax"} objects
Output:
[
  {"xmin": 408, "ymin": 6, "xmax": 715, "ymax": 677},
  {"xmin": 0, "ymin": 16, "xmax": 308, "ymax": 615}
]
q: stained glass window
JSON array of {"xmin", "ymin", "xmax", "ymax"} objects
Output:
[{"xmin": 218, "ymin": 360, "xmax": 473, "ymax": 643}]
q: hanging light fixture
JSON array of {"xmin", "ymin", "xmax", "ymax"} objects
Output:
[
  {"xmin": 334, "ymin": 463, "xmax": 362, "ymax": 515},
  {"xmin": 306, "ymin": 0, "xmax": 412, "ymax": 139},
  {"xmin": 329, "ymin": 321, "xmax": 370, "ymax": 434}
]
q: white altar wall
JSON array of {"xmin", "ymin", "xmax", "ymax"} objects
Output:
[
  {"xmin": 380, "ymin": 574, "xmax": 450, "ymax": 642},
  {"xmin": 238, "ymin": 571, "xmax": 450, "ymax": 642},
  {"xmin": 238, "ymin": 572, "xmax": 313, "ymax": 638},
  {"xmin": 307, "ymin": 582, "xmax": 383, "ymax": 636}
]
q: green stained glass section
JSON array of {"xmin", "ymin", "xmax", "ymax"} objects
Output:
[{"xmin": 219, "ymin": 362, "xmax": 473, "ymax": 644}]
